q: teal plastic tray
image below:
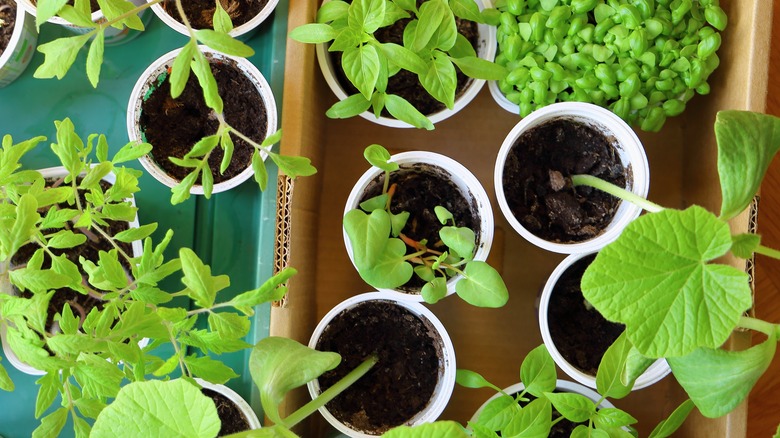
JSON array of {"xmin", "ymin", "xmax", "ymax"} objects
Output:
[{"xmin": 0, "ymin": 3, "xmax": 288, "ymax": 436}]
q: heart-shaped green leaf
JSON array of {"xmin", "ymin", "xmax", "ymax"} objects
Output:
[{"xmin": 456, "ymin": 261, "xmax": 508, "ymax": 308}]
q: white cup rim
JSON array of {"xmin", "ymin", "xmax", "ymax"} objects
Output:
[
  {"xmin": 194, "ymin": 378, "xmax": 262, "ymax": 430},
  {"xmin": 0, "ymin": 4, "xmax": 35, "ymax": 69},
  {"xmin": 306, "ymin": 291, "xmax": 456, "ymax": 437},
  {"xmin": 538, "ymin": 252, "xmax": 671, "ymax": 390},
  {"xmin": 342, "ymin": 151, "xmax": 494, "ymax": 301},
  {"xmin": 494, "ymin": 102, "xmax": 650, "ymax": 254}
]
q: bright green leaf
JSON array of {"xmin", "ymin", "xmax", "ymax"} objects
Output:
[
  {"xmin": 180, "ymin": 247, "xmax": 228, "ymax": 308},
  {"xmin": 74, "ymin": 354, "xmax": 125, "ymax": 399},
  {"xmin": 86, "ymin": 30, "xmax": 105, "ymax": 87},
  {"xmin": 380, "ymin": 43, "xmax": 428, "ymax": 75},
  {"xmin": 195, "ymin": 29, "xmax": 255, "ymax": 57},
  {"xmin": 544, "ymin": 391, "xmax": 596, "ymax": 423},
  {"xmin": 413, "ymin": 0, "xmax": 448, "ymax": 52},
  {"xmin": 47, "ymin": 229, "xmax": 87, "ymax": 249},
  {"xmin": 581, "ymin": 206, "xmax": 753, "ymax": 358},
  {"xmin": 520, "ymin": 344, "xmax": 557, "ymax": 398},
  {"xmin": 363, "ymin": 144, "xmax": 397, "ymax": 171},
  {"xmin": 596, "ymin": 332, "xmax": 634, "ymax": 399},
  {"xmin": 344, "ymin": 209, "xmax": 392, "ymax": 269},
  {"xmin": 384, "ymin": 421, "xmax": 469, "ymax": 437},
  {"xmin": 36, "ymin": 0, "xmax": 69, "ymax": 27},
  {"xmin": 593, "ymin": 408, "xmax": 637, "ymax": 429},
  {"xmin": 114, "ymin": 223, "xmax": 158, "ymax": 243},
  {"xmin": 421, "ymin": 277, "xmax": 447, "ymax": 304},
  {"xmin": 647, "ymin": 399, "xmax": 695, "ymax": 438},
  {"xmin": 213, "ymin": 0, "xmax": 234, "ymax": 33},
  {"xmin": 503, "ymin": 397, "xmax": 552, "ymax": 437},
  {"xmin": 269, "ymin": 154, "xmax": 317, "ymax": 179},
  {"xmin": 171, "ymin": 170, "xmax": 199, "ymax": 205},
  {"xmin": 0, "ymin": 360, "xmax": 13, "ymax": 392},
  {"xmin": 326, "ymin": 93, "xmax": 372, "ymax": 118},
  {"xmin": 317, "ymin": 0, "xmax": 349, "ymax": 22},
  {"xmin": 170, "ymin": 42, "xmax": 197, "ymax": 98},
  {"xmin": 228, "ymin": 267, "xmax": 297, "ymax": 312},
  {"xmin": 191, "ymin": 51, "xmax": 223, "ymax": 113},
  {"xmin": 184, "ymin": 355, "xmax": 239, "ymax": 384},
  {"xmin": 252, "ymin": 149, "xmax": 269, "ymax": 191},
  {"xmin": 208, "ymin": 312, "xmax": 251, "ymax": 339},
  {"xmin": 91, "ymin": 380, "xmax": 220, "ymax": 438},
  {"xmin": 113, "ymin": 141, "xmax": 153, "ymax": 164},
  {"xmin": 35, "ymin": 372, "xmax": 60, "ymax": 418},
  {"xmin": 34, "ymin": 34, "xmax": 92, "ymax": 80},
  {"xmin": 440, "ymin": 226, "xmax": 475, "ymax": 260},
  {"xmin": 357, "ymin": 237, "xmax": 413, "ymax": 288},
  {"xmin": 343, "ymin": 44, "xmax": 381, "ymax": 100},
  {"xmin": 422, "ymin": 52, "xmax": 457, "ymax": 109},
  {"xmin": 32, "ymin": 407, "xmax": 68, "ymax": 438},
  {"xmin": 390, "ymin": 211, "xmax": 409, "ymax": 237},
  {"xmin": 451, "ymin": 56, "xmax": 508, "ymax": 80},
  {"xmin": 289, "ymin": 23, "xmax": 338, "ymax": 43},
  {"xmin": 219, "ymin": 130, "xmax": 235, "ymax": 174},
  {"xmin": 731, "ymin": 233, "xmax": 761, "ymax": 259},
  {"xmin": 455, "ymin": 369, "xmax": 501, "ymax": 391},
  {"xmin": 348, "ymin": 0, "xmax": 386, "ymax": 33},
  {"xmin": 456, "ymin": 261, "xmax": 508, "ymax": 308}
]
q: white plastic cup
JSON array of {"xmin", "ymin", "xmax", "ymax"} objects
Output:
[
  {"xmin": 126, "ymin": 46, "xmax": 277, "ymax": 195},
  {"xmin": 470, "ymin": 379, "xmax": 617, "ymax": 426},
  {"xmin": 16, "ymin": 0, "xmax": 150, "ymax": 45},
  {"xmin": 194, "ymin": 378, "xmax": 261, "ymax": 430},
  {"xmin": 494, "ymin": 102, "xmax": 649, "ymax": 254},
  {"xmin": 315, "ymin": 0, "xmax": 496, "ymax": 128},
  {"xmin": 538, "ymin": 252, "xmax": 671, "ymax": 390},
  {"xmin": 487, "ymin": 77, "xmax": 521, "ymax": 115},
  {"xmin": 343, "ymin": 151, "xmax": 494, "ymax": 301},
  {"xmin": 0, "ymin": 166, "xmax": 145, "ymax": 375},
  {"xmin": 147, "ymin": 0, "xmax": 279, "ymax": 41},
  {"xmin": 307, "ymin": 292, "xmax": 456, "ymax": 437},
  {"xmin": 0, "ymin": 4, "xmax": 37, "ymax": 88}
]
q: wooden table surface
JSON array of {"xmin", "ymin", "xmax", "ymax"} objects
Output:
[{"xmin": 747, "ymin": 1, "xmax": 780, "ymax": 436}]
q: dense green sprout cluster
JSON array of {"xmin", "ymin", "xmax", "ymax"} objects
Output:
[{"xmin": 491, "ymin": 0, "xmax": 727, "ymax": 131}]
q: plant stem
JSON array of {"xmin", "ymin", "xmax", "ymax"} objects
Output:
[
  {"xmin": 93, "ymin": 224, "xmax": 133, "ymax": 263},
  {"xmin": 738, "ymin": 316, "xmax": 778, "ymax": 337},
  {"xmin": 571, "ymin": 174, "xmax": 664, "ymax": 213},
  {"xmin": 282, "ymin": 355, "xmax": 379, "ymax": 429},
  {"xmin": 755, "ymin": 245, "xmax": 780, "ymax": 260}
]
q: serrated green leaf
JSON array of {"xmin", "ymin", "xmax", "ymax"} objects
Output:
[
  {"xmin": 171, "ymin": 171, "xmax": 199, "ymax": 205},
  {"xmin": 113, "ymin": 223, "xmax": 158, "ymax": 243},
  {"xmin": 33, "ymin": 407, "xmax": 68, "ymax": 438},
  {"xmin": 92, "ymin": 380, "xmax": 220, "ymax": 438},
  {"xmin": 35, "ymin": 372, "xmax": 60, "ymax": 418},
  {"xmin": 59, "ymin": 302, "xmax": 80, "ymax": 335},
  {"xmin": 440, "ymin": 226, "xmax": 475, "ymax": 260},
  {"xmin": 384, "ymin": 421, "xmax": 470, "ymax": 437},
  {"xmin": 326, "ymin": 93, "xmax": 372, "ymax": 119},
  {"xmin": 343, "ymin": 45, "xmax": 381, "ymax": 100},
  {"xmin": 195, "ymin": 29, "xmax": 255, "ymax": 57},
  {"xmin": 647, "ymin": 399, "xmax": 696, "ymax": 438},
  {"xmin": 456, "ymin": 261, "xmax": 508, "ymax": 308},
  {"xmin": 73, "ymin": 415, "xmax": 91, "ymax": 438},
  {"xmin": 269, "ymin": 154, "xmax": 317, "ymax": 179},
  {"xmin": 47, "ymin": 334, "xmax": 104, "ymax": 356},
  {"xmin": 289, "ymin": 23, "xmax": 338, "ymax": 43},
  {"xmin": 731, "ymin": 233, "xmax": 761, "ymax": 259},
  {"xmin": 384, "ymin": 94, "xmax": 434, "ymax": 129},
  {"xmin": 421, "ymin": 52, "xmax": 457, "ymax": 109},
  {"xmin": 184, "ymin": 355, "xmax": 239, "ymax": 384},
  {"xmin": 79, "ymin": 162, "xmax": 113, "ymax": 189},
  {"xmin": 36, "ymin": 0, "xmax": 69, "ymax": 27},
  {"xmin": 180, "ymin": 247, "xmax": 227, "ymax": 308},
  {"xmin": 74, "ymin": 354, "xmax": 124, "ymax": 398},
  {"xmin": 171, "ymin": 42, "xmax": 197, "ymax": 98},
  {"xmin": 10, "ymin": 268, "xmax": 72, "ymax": 294},
  {"xmin": 520, "ymin": 344, "xmax": 557, "ymax": 397},
  {"xmin": 581, "ymin": 206, "xmax": 753, "ymax": 358},
  {"xmin": 112, "ymin": 141, "xmax": 153, "ymax": 164},
  {"xmin": 421, "ymin": 277, "xmax": 447, "ymax": 304},
  {"xmin": 208, "ymin": 312, "xmax": 250, "ymax": 339},
  {"xmin": 10, "ymin": 193, "xmax": 40, "ymax": 256},
  {"xmin": 668, "ymin": 338, "xmax": 776, "ymax": 418},
  {"xmin": 544, "ymin": 391, "xmax": 596, "ymax": 423},
  {"xmin": 186, "ymin": 134, "xmax": 220, "ymax": 159},
  {"xmin": 228, "ymin": 267, "xmax": 297, "ymax": 311},
  {"xmin": 86, "ymin": 30, "xmax": 105, "ymax": 87},
  {"xmin": 716, "ymin": 111, "xmax": 780, "ymax": 220},
  {"xmin": 47, "ymin": 229, "xmax": 87, "ymax": 249},
  {"xmin": 250, "ymin": 337, "xmax": 341, "ymax": 425},
  {"xmin": 96, "ymin": 0, "xmax": 143, "ymax": 29},
  {"xmin": 213, "ymin": 1, "xmax": 234, "ymax": 33},
  {"xmin": 34, "ymin": 34, "xmax": 92, "ymax": 80},
  {"xmin": 75, "ymin": 397, "xmax": 106, "ymax": 420}
]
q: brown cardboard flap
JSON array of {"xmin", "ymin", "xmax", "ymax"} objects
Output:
[{"xmin": 274, "ymin": 0, "xmax": 774, "ymax": 435}]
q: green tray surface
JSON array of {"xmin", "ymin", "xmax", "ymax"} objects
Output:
[{"xmin": 0, "ymin": 3, "xmax": 288, "ymax": 436}]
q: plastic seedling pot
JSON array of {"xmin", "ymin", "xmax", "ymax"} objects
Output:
[
  {"xmin": 148, "ymin": 0, "xmax": 279, "ymax": 41},
  {"xmin": 0, "ymin": 3, "xmax": 37, "ymax": 88},
  {"xmin": 194, "ymin": 378, "xmax": 262, "ymax": 432}
]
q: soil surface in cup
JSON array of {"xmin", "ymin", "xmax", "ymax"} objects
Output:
[
  {"xmin": 201, "ymin": 388, "xmax": 251, "ymax": 435},
  {"xmin": 140, "ymin": 56, "xmax": 267, "ymax": 184},
  {"xmin": 10, "ymin": 179, "xmax": 133, "ymax": 333},
  {"xmin": 502, "ymin": 118, "xmax": 627, "ymax": 243},
  {"xmin": 360, "ymin": 164, "xmax": 479, "ymax": 292},
  {"xmin": 0, "ymin": 0, "xmax": 16, "ymax": 55},
  {"xmin": 547, "ymin": 254, "xmax": 624, "ymax": 375},
  {"xmin": 162, "ymin": 0, "xmax": 268, "ymax": 29},
  {"xmin": 315, "ymin": 300, "xmax": 441, "ymax": 434},
  {"xmin": 331, "ymin": 9, "xmax": 479, "ymax": 117}
]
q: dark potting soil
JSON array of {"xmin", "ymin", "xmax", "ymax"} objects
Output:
[
  {"xmin": 0, "ymin": 0, "xmax": 16, "ymax": 55},
  {"xmin": 360, "ymin": 164, "xmax": 479, "ymax": 291},
  {"xmin": 315, "ymin": 300, "xmax": 441, "ymax": 434},
  {"xmin": 10, "ymin": 179, "xmax": 133, "ymax": 333},
  {"xmin": 201, "ymin": 388, "xmax": 251, "ymax": 436},
  {"xmin": 161, "ymin": 0, "xmax": 268, "ymax": 29},
  {"xmin": 140, "ymin": 55, "xmax": 267, "ymax": 184},
  {"xmin": 502, "ymin": 118, "xmax": 628, "ymax": 243},
  {"xmin": 331, "ymin": 11, "xmax": 479, "ymax": 117},
  {"xmin": 547, "ymin": 254, "xmax": 625, "ymax": 376}
]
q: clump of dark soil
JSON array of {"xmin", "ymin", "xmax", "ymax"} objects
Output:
[
  {"xmin": 502, "ymin": 118, "xmax": 628, "ymax": 243},
  {"xmin": 201, "ymin": 388, "xmax": 251, "ymax": 435},
  {"xmin": 139, "ymin": 55, "xmax": 267, "ymax": 184},
  {"xmin": 331, "ymin": 11, "xmax": 479, "ymax": 116},
  {"xmin": 315, "ymin": 300, "xmax": 442, "ymax": 434},
  {"xmin": 10, "ymin": 178, "xmax": 133, "ymax": 333},
  {"xmin": 162, "ymin": 0, "xmax": 268, "ymax": 29},
  {"xmin": 547, "ymin": 254, "xmax": 625, "ymax": 375},
  {"xmin": 360, "ymin": 164, "xmax": 479, "ymax": 291},
  {"xmin": 0, "ymin": 0, "xmax": 16, "ymax": 55}
]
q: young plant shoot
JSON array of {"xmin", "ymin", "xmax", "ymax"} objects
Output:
[
  {"xmin": 0, "ymin": 120, "xmax": 297, "ymax": 437},
  {"xmin": 289, "ymin": 0, "xmax": 507, "ymax": 129},
  {"xmin": 343, "ymin": 144, "xmax": 508, "ymax": 308},
  {"xmin": 569, "ymin": 110, "xmax": 780, "ymax": 420}
]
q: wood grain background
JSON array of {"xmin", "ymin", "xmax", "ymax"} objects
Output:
[{"xmin": 747, "ymin": 1, "xmax": 779, "ymax": 436}]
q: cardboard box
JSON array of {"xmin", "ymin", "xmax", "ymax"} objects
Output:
[{"xmin": 273, "ymin": 1, "xmax": 773, "ymax": 435}]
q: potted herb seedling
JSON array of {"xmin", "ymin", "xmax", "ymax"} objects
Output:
[
  {"xmin": 494, "ymin": 101, "xmax": 649, "ymax": 254},
  {"xmin": 0, "ymin": 121, "xmax": 298, "ymax": 436},
  {"xmin": 289, "ymin": 0, "xmax": 507, "ymax": 129},
  {"xmin": 343, "ymin": 144, "xmax": 507, "ymax": 307},
  {"xmin": 570, "ymin": 110, "xmax": 780, "ymax": 423},
  {"xmin": 488, "ymin": 0, "xmax": 726, "ymax": 132},
  {"xmin": 539, "ymin": 251, "xmax": 671, "ymax": 391},
  {"xmin": 151, "ymin": 0, "xmax": 279, "ymax": 40},
  {"xmin": 0, "ymin": 0, "xmax": 37, "ymax": 88},
  {"xmin": 459, "ymin": 344, "xmax": 693, "ymax": 438}
]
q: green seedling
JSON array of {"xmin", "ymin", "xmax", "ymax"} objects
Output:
[
  {"xmin": 567, "ymin": 110, "xmax": 780, "ymax": 422},
  {"xmin": 459, "ymin": 343, "xmax": 693, "ymax": 438},
  {"xmin": 492, "ymin": 0, "xmax": 726, "ymax": 131},
  {"xmin": 289, "ymin": 0, "xmax": 507, "ymax": 130},
  {"xmin": 343, "ymin": 145, "xmax": 508, "ymax": 308},
  {"xmin": 0, "ymin": 120, "xmax": 297, "ymax": 437}
]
